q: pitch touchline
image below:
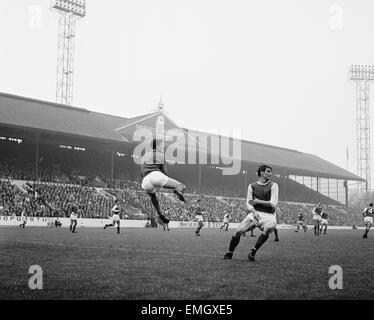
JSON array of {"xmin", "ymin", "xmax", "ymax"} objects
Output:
[{"xmin": 0, "ymin": 238, "xmax": 219, "ymax": 259}]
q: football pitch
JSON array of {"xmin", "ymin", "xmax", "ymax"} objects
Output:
[{"xmin": 1, "ymin": 226, "xmax": 373, "ymax": 300}]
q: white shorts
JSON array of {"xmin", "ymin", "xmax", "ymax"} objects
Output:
[
  {"xmin": 364, "ymin": 217, "xmax": 373, "ymax": 225},
  {"xmin": 112, "ymin": 214, "xmax": 120, "ymax": 222},
  {"xmin": 141, "ymin": 171, "xmax": 169, "ymax": 194},
  {"xmin": 313, "ymin": 215, "xmax": 322, "ymax": 222},
  {"xmin": 321, "ymin": 219, "xmax": 328, "ymax": 225},
  {"xmin": 298, "ymin": 221, "xmax": 304, "ymax": 225},
  {"xmin": 245, "ymin": 212, "xmax": 277, "ymax": 231},
  {"xmin": 196, "ymin": 216, "xmax": 204, "ymax": 223},
  {"xmin": 70, "ymin": 215, "xmax": 78, "ymax": 221},
  {"xmin": 223, "ymin": 219, "xmax": 229, "ymax": 224}
]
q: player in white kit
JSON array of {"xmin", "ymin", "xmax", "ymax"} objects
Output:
[
  {"xmin": 69, "ymin": 206, "xmax": 79, "ymax": 233},
  {"xmin": 219, "ymin": 213, "xmax": 230, "ymax": 231},
  {"xmin": 104, "ymin": 200, "xmax": 121, "ymax": 234}
]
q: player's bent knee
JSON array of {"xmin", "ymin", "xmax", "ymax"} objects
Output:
[{"xmin": 234, "ymin": 230, "xmax": 245, "ymax": 237}]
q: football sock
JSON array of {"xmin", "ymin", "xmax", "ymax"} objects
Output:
[
  {"xmin": 229, "ymin": 235, "xmax": 241, "ymax": 252},
  {"xmin": 274, "ymin": 228, "xmax": 279, "ymax": 239},
  {"xmin": 254, "ymin": 233, "xmax": 269, "ymax": 251},
  {"xmin": 150, "ymin": 196, "xmax": 162, "ymax": 215}
]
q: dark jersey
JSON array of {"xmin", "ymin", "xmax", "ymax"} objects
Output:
[
  {"xmin": 322, "ymin": 212, "xmax": 328, "ymax": 220},
  {"xmin": 250, "ymin": 181, "xmax": 276, "ymax": 214},
  {"xmin": 195, "ymin": 206, "xmax": 203, "ymax": 215},
  {"xmin": 141, "ymin": 151, "xmax": 166, "ymax": 178},
  {"xmin": 313, "ymin": 206, "xmax": 323, "ymax": 215},
  {"xmin": 298, "ymin": 213, "xmax": 304, "ymax": 221},
  {"xmin": 363, "ymin": 207, "xmax": 374, "ymax": 217}
]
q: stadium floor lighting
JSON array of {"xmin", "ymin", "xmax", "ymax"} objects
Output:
[{"xmin": 52, "ymin": 0, "xmax": 86, "ymax": 17}]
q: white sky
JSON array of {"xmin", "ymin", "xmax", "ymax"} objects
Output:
[{"xmin": 1, "ymin": 0, "xmax": 374, "ymax": 184}]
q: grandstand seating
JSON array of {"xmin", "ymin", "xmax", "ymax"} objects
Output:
[
  {"xmin": 0, "ymin": 178, "xmax": 364, "ymax": 226},
  {"xmin": 0, "ymin": 142, "xmax": 360, "ymax": 225}
]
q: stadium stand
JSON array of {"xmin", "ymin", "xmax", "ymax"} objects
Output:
[
  {"xmin": 0, "ymin": 177, "xmax": 364, "ymax": 226},
  {"xmin": 0, "ymin": 92, "xmax": 366, "ymax": 226}
]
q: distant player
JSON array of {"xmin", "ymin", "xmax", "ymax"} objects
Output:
[
  {"xmin": 362, "ymin": 203, "xmax": 373, "ymax": 239},
  {"xmin": 55, "ymin": 217, "xmax": 62, "ymax": 228},
  {"xmin": 320, "ymin": 207, "xmax": 328, "ymax": 235},
  {"xmin": 140, "ymin": 139, "xmax": 186, "ymax": 224},
  {"xmin": 159, "ymin": 210, "xmax": 170, "ymax": 231},
  {"xmin": 104, "ymin": 200, "xmax": 121, "ymax": 234},
  {"xmin": 195, "ymin": 199, "xmax": 204, "ymax": 236},
  {"xmin": 223, "ymin": 165, "xmax": 279, "ymax": 261},
  {"xmin": 162, "ymin": 220, "xmax": 170, "ymax": 232},
  {"xmin": 295, "ymin": 212, "xmax": 307, "ymax": 232},
  {"xmin": 69, "ymin": 206, "xmax": 78, "ymax": 233},
  {"xmin": 312, "ymin": 202, "xmax": 323, "ymax": 236},
  {"xmin": 219, "ymin": 213, "xmax": 230, "ymax": 231},
  {"xmin": 19, "ymin": 211, "xmax": 27, "ymax": 228}
]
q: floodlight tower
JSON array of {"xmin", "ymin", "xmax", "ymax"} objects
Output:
[
  {"xmin": 51, "ymin": 0, "xmax": 86, "ymax": 106},
  {"xmin": 349, "ymin": 65, "xmax": 374, "ymax": 194}
]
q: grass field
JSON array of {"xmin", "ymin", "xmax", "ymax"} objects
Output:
[{"xmin": 1, "ymin": 226, "xmax": 373, "ymax": 300}]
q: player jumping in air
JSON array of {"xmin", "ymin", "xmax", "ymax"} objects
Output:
[
  {"xmin": 219, "ymin": 213, "xmax": 230, "ymax": 231},
  {"xmin": 320, "ymin": 207, "xmax": 329, "ymax": 235},
  {"xmin": 69, "ymin": 205, "xmax": 79, "ymax": 233},
  {"xmin": 104, "ymin": 199, "xmax": 121, "ymax": 234},
  {"xmin": 195, "ymin": 199, "xmax": 204, "ymax": 236},
  {"xmin": 223, "ymin": 165, "xmax": 279, "ymax": 262},
  {"xmin": 362, "ymin": 202, "xmax": 373, "ymax": 239},
  {"xmin": 141, "ymin": 139, "xmax": 186, "ymax": 224},
  {"xmin": 295, "ymin": 212, "xmax": 308, "ymax": 232},
  {"xmin": 19, "ymin": 210, "xmax": 27, "ymax": 228},
  {"xmin": 312, "ymin": 202, "xmax": 323, "ymax": 236}
]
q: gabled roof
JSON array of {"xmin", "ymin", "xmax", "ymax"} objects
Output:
[
  {"xmin": 0, "ymin": 92, "xmax": 127, "ymax": 142},
  {"xmin": 185, "ymin": 129, "xmax": 363, "ymax": 181},
  {"xmin": 0, "ymin": 92, "xmax": 364, "ymax": 181}
]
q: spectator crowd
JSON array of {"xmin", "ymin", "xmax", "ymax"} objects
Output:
[{"xmin": 0, "ymin": 177, "xmax": 364, "ymax": 226}]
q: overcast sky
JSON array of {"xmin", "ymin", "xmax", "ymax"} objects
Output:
[{"xmin": 1, "ymin": 0, "xmax": 374, "ymax": 184}]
